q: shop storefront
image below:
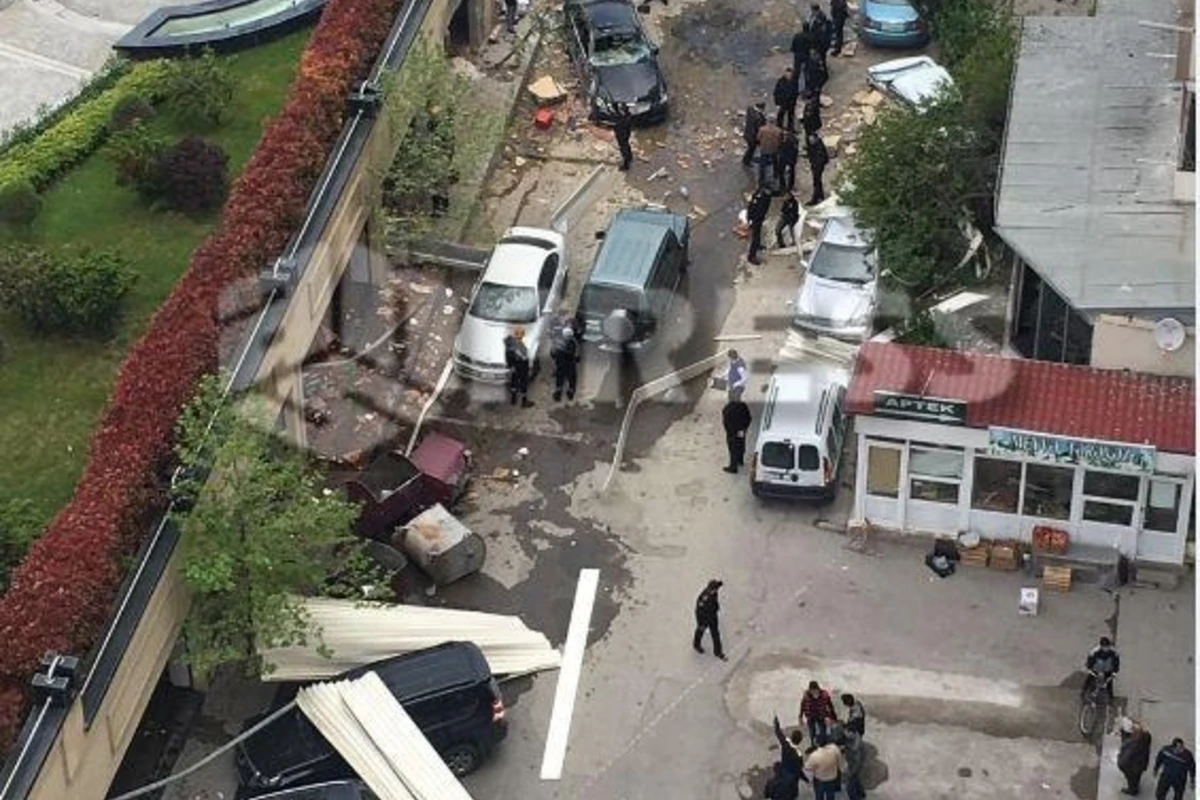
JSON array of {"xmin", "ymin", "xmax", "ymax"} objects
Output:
[{"xmin": 846, "ymin": 343, "xmax": 1195, "ymax": 565}]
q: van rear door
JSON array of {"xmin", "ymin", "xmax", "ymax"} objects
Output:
[
  {"xmin": 795, "ymin": 443, "xmax": 824, "ymax": 487},
  {"xmin": 758, "ymin": 440, "xmax": 796, "ymax": 484}
]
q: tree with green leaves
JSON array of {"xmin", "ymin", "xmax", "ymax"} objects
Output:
[
  {"xmin": 172, "ymin": 376, "xmax": 360, "ymax": 679},
  {"xmin": 841, "ymin": 0, "xmax": 1015, "ymax": 298}
]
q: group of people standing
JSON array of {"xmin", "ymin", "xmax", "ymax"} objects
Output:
[
  {"xmin": 765, "ymin": 682, "xmax": 869, "ymax": 800},
  {"xmin": 740, "ymin": 1, "xmax": 847, "ymax": 264},
  {"xmin": 1116, "ymin": 718, "xmax": 1195, "ymax": 800},
  {"xmin": 502, "ymin": 318, "xmax": 581, "ymax": 407}
]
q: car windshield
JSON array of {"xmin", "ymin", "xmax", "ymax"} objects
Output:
[
  {"xmin": 470, "ymin": 282, "xmax": 539, "ymax": 323},
  {"xmin": 590, "ymin": 31, "xmax": 652, "ymax": 66},
  {"xmin": 810, "ymin": 243, "xmax": 873, "ymax": 284},
  {"xmin": 580, "ymin": 284, "xmax": 640, "ymax": 315}
]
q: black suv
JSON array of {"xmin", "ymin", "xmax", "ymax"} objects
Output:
[{"xmin": 235, "ymin": 642, "xmax": 507, "ymax": 796}]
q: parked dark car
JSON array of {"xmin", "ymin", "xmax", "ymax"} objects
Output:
[
  {"xmin": 563, "ymin": 0, "xmax": 668, "ymax": 125},
  {"xmin": 575, "ymin": 206, "xmax": 689, "ymax": 350},
  {"xmin": 335, "ymin": 432, "xmax": 470, "ymax": 540},
  {"xmin": 248, "ymin": 781, "xmax": 377, "ymax": 800},
  {"xmin": 235, "ymin": 642, "xmax": 507, "ymax": 796}
]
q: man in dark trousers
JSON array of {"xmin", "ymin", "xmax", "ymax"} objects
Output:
[
  {"xmin": 722, "ymin": 397, "xmax": 751, "ymax": 473},
  {"xmin": 805, "ymin": 132, "xmax": 829, "ymax": 206},
  {"xmin": 614, "ymin": 103, "xmax": 634, "ymax": 171},
  {"xmin": 692, "ymin": 579, "xmax": 725, "ymax": 660},
  {"xmin": 550, "ymin": 323, "xmax": 580, "ymax": 402},
  {"xmin": 1153, "ymin": 738, "xmax": 1195, "ymax": 800},
  {"xmin": 503, "ymin": 327, "xmax": 533, "ymax": 407},
  {"xmin": 778, "ymin": 131, "xmax": 799, "ymax": 194},
  {"xmin": 808, "ymin": 3, "xmax": 831, "ymax": 70},
  {"xmin": 1118, "ymin": 718, "xmax": 1152, "ymax": 796},
  {"xmin": 790, "ymin": 23, "xmax": 814, "ymax": 90},
  {"xmin": 746, "ymin": 186, "xmax": 772, "ymax": 265},
  {"xmin": 775, "ymin": 191, "xmax": 800, "ymax": 248},
  {"xmin": 742, "ymin": 101, "xmax": 768, "ymax": 167},
  {"xmin": 829, "ymin": 0, "xmax": 849, "ymax": 55},
  {"xmin": 806, "ymin": 51, "xmax": 829, "ymax": 102},
  {"xmin": 774, "ymin": 67, "xmax": 799, "ymax": 132},
  {"xmin": 773, "ymin": 715, "xmax": 809, "ymax": 790},
  {"xmin": 801, "ymin": 93, "xmax": 823, "ymax": 137},
  {"xmin": 756, "ymin": 118, "xmax": 784, "ymax": 190},
  {"xmin": 504, "ymin": 0, "xmax": 518, "ymax": 32}
]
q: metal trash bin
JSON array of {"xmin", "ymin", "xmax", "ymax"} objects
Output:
[{"xmin": 394, "ymin": 503, "xmax": 486, "ymax": 586}]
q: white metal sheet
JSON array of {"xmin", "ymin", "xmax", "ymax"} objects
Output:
[{"xmin": 261, "ymin": 596, "xmax": 561, "ymax": 681}]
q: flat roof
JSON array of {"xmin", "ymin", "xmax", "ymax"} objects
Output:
[
  {"xmin": 994, "ymin": 11, "xmax": 1195, "ymax": 318},
  {"xmin": 846, "ymin": 342, "xmax": 1195, "ymax": 453}
]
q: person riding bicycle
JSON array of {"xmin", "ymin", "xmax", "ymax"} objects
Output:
[{"xmin": 1083, "ymin": 636, "xmax": 1120, "ymax": 700}]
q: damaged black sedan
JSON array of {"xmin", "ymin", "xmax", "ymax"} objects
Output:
[{"xmin": 563, "ymin": 0, "xmax": 669, "ymax": 125}]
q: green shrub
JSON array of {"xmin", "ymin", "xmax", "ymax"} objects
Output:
[
  {"xmin": 109, "ymin": 95, "xmax": 156, "ymax": 132},
  {"xmin": 0, "ymin": 247, "xmax": 136, "ymax": 337},
  {"xmin": 0, "ymin": 500, "xmax": 41, "ymax": 592},
  {"xmin": 0, "ymin": 181, "xmax": 41, "ymax": 230},
  {"xmin": 152, "ymin": 136, "xmax": 229, "ymax": 215},
  {"xmin": 105, "ymin": 122, "xmax": 170, "ymax": 200},
  {"xmin": 163, "ymin": 50, "xmax": 235, "ymax": 128},
  {"xmin": 0, "ymin": 60, "xmax": 171, "ymax": 193}
]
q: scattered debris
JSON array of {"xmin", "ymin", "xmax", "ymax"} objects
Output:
[
  {"xmin": 528, "ymin": 75, "xmax": 568, "ymax": 104},
  {"xmin": 647, "ymin": 166, "xmax": 669, "ymax": 181}
]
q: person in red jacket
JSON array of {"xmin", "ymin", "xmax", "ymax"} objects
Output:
[{"xmin": 799, "ymin": 681, "xmax": 838, "ymax": 743}]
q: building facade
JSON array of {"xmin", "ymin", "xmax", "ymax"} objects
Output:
[{"xmin": 847, "ymin": 343, "xmax": 1195, "ymax": 565}]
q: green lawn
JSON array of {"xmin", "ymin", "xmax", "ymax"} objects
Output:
[{"xmin": 0, "ymin": 28, "xmax": 311, "ymax": 533}]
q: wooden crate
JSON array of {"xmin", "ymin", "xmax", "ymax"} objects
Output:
[
  {"xmin": 1041, "ymin": 565, "xmax": 1073, "ymax": 593},
  {"xmin": 989, "ymin": 544, "xmax": 1020, "ymax": 571},
  {"xmin": 959, "ymin": 542, "xmax": 991, "ymax": 567}
]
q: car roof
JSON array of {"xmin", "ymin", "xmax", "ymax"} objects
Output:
[
  {"xmin": 343, "ymin": 640, "xmax": 491, "ymax": 696},
  {"xmin": 761, "ymin": 367, "xmax": 848, "ymax": 437},
  {"xmin": 587, "ymin": 208, "xmax": 686, "ymax": 289},
  {"xmin": 483, "ymin": 240, "xmax": 548, "ymax": 287},
  {"xmin": 572, "ymin": 0, "xmax": 639, "ymax": 29},
  {"xmin": 819, "ymin": 214, "xmax": 870, "ymax": 250},
  {"xmin": 867, "ymin": 56, "xmax": 953, "ymax": 108}
]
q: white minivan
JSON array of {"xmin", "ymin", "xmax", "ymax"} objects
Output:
[{"xmin": 750, "ymin": 364, "xmax": 850, "ymax": 501}]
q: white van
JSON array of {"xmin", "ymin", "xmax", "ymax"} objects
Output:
[{"xmin": 750, "ymin": 365, "xmax": 850, "ymax": 500}]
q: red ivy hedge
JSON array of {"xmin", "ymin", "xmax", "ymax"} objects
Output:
[{"xmin": 0, "ymin": 0, "xmax": 402, "ymax": 749}]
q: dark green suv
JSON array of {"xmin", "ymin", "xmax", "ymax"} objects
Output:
[{"xmin": 575, "ymin": 206, "xmax": 689, "ymax": 350}]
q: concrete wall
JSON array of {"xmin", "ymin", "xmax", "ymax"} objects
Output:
[
  {"xmin": 1089, "ymin": 314, "xmax": 1195, "ymax": 378},
  {"xmin": 19, "ymin": 4, "xmax": 457, "ymax": 797}
]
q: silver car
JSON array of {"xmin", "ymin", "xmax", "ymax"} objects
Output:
[
  {"xmin": 793, "ymin": 215, "xmax": 878, "ymax": 342},
  {"xmin": 452, "ymin": 227, "xmax": 568, "ymax": 383},
  {"xmin": 866, "ymin": 56, "xmax": 955, "ymax": 110}
]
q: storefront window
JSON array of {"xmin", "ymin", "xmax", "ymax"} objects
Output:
[
  {"xmin": 972, "ymin": 457, "xmax": 1022, "ymax": 513},
  {"xmin": 866, "ymin": 444, "xmax": 901, "ymax": 498},
  {"xmin": 1022, "ymin": 464, "xmax": 1073, "ymax": 520},
  {"xmin": 1083, "ymin": 501, "xmax": 1135, "ymax": 526},
  {"xmin": 1083, "ymin": 471, "xmax": 1140, "ymax": 501},
  {"xmin": 909, "ymin": 445, "xmax": 962, "ymax": 505},
  {"xmin": 1144, "ymin": 479, "xmax": 1183, "ymax": 533}
]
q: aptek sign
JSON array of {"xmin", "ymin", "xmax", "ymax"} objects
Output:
[{"xmin": 873, "ymin": 391, "xmax": 967, "ymax": 425}]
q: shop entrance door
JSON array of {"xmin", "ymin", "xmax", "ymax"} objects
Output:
[{"xmin": 1137, "ymin": 477, "xmax": 1188, "ymax": 564}]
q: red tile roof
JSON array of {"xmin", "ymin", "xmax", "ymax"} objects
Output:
[{"xmin": 847, "ymin": 342, "xmax": 1195, "ymax": 454}]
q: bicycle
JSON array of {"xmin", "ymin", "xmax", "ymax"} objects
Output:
[{"xmin": 1078, "ymin": 670, "xmax": 1113, "ymax": 738}]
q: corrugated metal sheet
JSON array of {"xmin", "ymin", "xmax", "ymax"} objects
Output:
[
  {"xmin": 846, "ymin": 342, "xmax": 1195, "ymax": 452},
  {"xmin": 261, "ymin": 597, "xmax": 561, "ymax": 681},
  {"xmin": 296, "ymin": 671, "xmax": 474, "ymax": 800},
  {"xmin": 994, "ymin": 7, "xmax": 1194, "ymax": 315}
]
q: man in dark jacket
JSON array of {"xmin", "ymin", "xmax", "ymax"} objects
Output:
[
  {"xmin": 613, "ymin": 103, "xmax": 634, "ymax": 171},
  {"xmin": 778, "ymin": 132, "xmax": 799, "ymax": 194},
  {"xmin": 805, "ymin": 133, "xmax": 829, "ymax": 206},
  {"xmin": 1118, "ymin": 719, "xmax": 1152, "ymax": 795},
  {"xmin": 746, "ymin": 187, "xmax": 772, "ymax": 265},
  {"xmin": 840, "ymin": 727, "xmax": 866, "ymax": 800},
  {"xmin": 503, "ymin": 327, "xmax": 533, "ymax": 407},
  {"xmin": 806, "ymin": 52, "xmax": 829, "ymax": 102},
  {"xmin": 692, "ymin": 579, "xmax": 725, "ymax": 660},
  {"xmin": 743, "ymin": 101, "xmax": 768, "ymax": 166},
  {"xmin": 790, "ymin": 24, "xmax": 814, "ymax": 90},
  {"xmin": 551, "ymin": 323, "xmax": 580, "ymax": 402},
  {"xmin": 775, "ymin": 191, "xmax": 800, "ymax": 248},
  {"xmin": 801, "ymin": 93, "xmax": 823, "ymax": 136},
  {"xmin": 1084, "ymin": 636, "xmax": 1120, "ymax": 700},
  {"xmin": 829, "ymin": 0, "xmax": 849, "ymax": 55},
  {"xmin": 774, "ymin": 68, "xmax": 799, "ymax": 132},
  {"xmin": 722, "ymin": 398, "xmax": 752, "ymax": 473},
  {"xmin": 763, "ymin": 760, "xmax": 799, "ymax": 800},
  {"xmin": 1153, "ymin": 739, "xmax": 1195, "ymax": 800},
  {"xmin": 773, "ymin": 715, "xmax": 809, "ymax": 789},
  {"xmin": 808, "ymin": 3, "xmax": 831, "ymax": 70}
]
